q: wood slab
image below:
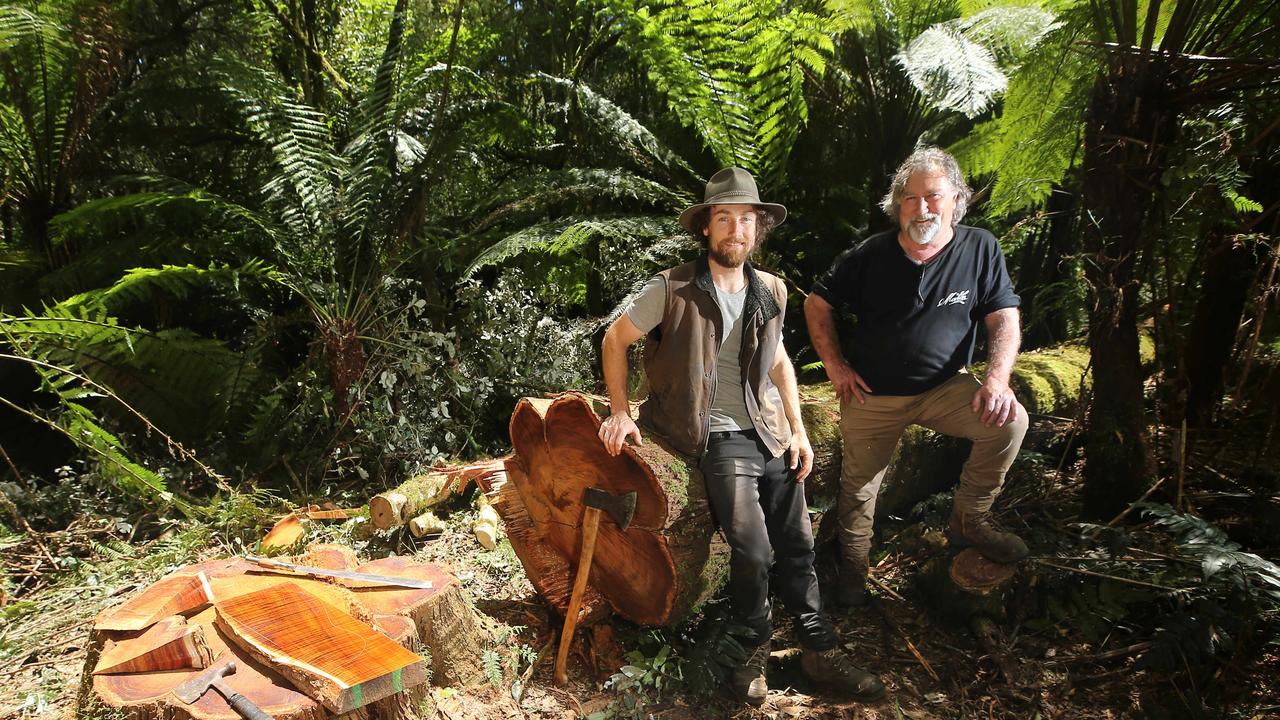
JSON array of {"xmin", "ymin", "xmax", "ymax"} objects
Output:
[
  {"xmin": 214, "ymin": 583, "xmax": 427, "ymax": 713},
  {"xmin": 95, "ymin": 571, "xmax": 214, "ymax": 632},
  {"xmin": 93, "ymin": 615, "xmax": 214, "ymax": 674}
]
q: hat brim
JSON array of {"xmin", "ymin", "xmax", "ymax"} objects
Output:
[{"xmin": 678, "ymin": 201, "xmax": 787, "ymax": 231}]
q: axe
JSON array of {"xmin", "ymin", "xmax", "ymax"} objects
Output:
[
  {"xmin": 553, "ymin": 487, "xmax": 637, "ymax": 687},
  {"xmin": 173, "ymin": 659, "xmax": 272, "ymax": 720}
]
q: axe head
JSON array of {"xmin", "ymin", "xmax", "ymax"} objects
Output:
[
  {"xmin": 583, "ymin": 487, "xmax": 637, "ymax": 531},
  {"xmin": 174, "ymin": 660, "xmax": 236, "ymax": 704}
]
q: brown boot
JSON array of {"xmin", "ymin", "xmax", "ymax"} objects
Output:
[
  {"xmin": 729, "ymin": 641, "xmax": 769, "ymax": 706},
  {"xmin": 833, "ymin": 558, "xmax": 869, "ymax": 608},
  {"xmin": 800, "ymin": 647, "xmax": 885, "ymax": 701},
  {"xmin": 947, "ymin": 509, "xmax": 1028, "ymax": 563}
]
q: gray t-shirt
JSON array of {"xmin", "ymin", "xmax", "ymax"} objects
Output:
[{"xmin": 625, "ymin": 274, "xmax": 759, "ymax": 431}]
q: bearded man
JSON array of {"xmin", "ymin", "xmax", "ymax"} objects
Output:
[
  {"xmin": 804, "ymin": 147, "xmax": 1030, "ymax": 608},
  {"xmin": 598, "ymin": 167, "xmax": 884, "ymax": 706}
]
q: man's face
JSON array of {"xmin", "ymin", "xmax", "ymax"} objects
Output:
[
  {"xmin": 704, "ymin": 204, "xmax": 759, "ymax": 268},
  {"xmin": 898, "ymin": 171, "xmax": 956, "ymax": 246}
]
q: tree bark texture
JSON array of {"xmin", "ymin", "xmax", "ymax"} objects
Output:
[{"xmin": 1080, "ymin": 59, "xmax": 1170, "ymax": 518}]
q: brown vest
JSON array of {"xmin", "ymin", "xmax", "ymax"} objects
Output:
[{"xmin": 639, "ymin": 257, "xmax": 792, "ymax": 458}]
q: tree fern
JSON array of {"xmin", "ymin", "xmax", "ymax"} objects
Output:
[{"xmin": 469, "ymin": 167, "xmax": 689, "ymax": 234}]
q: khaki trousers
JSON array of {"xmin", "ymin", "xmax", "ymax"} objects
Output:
[{"xmin": 837, "ymin": 372, "xmax": 1028, "ymax": 566}]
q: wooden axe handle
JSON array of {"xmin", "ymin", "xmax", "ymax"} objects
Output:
[{"xmin": 554, "ymin": 506, "xmax": 602, "ymax": 686}]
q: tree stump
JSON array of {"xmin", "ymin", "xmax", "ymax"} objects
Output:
[
  {"xmin": 489, "ymin": 394, "xmax": 729, "ymax": 628},
  {"xmin": 88, "ymin": 545, "xmax": 487, "ymax": 720}
]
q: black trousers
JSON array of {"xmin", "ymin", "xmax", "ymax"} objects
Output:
[{"xmin": 700, "ymin": 430, "xmax": 837, "ymax": 650}]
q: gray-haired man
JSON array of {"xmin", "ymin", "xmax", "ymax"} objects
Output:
[{"xmin": 804, "ymin": 147, "xmax": 1030, "ymax": 607}]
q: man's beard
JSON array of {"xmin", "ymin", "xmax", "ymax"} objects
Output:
[
  {"xmin": 905, "ymin": 214, "xmax": 943, "ymax": 245},
  {"xmin": 709, "ymin": 238, "xmax": 754, "ymax": 268}
]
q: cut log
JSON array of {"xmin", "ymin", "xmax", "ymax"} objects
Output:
[
  {"xmin": 369, "ymin": 460, "xmax": 506, "ymax": 531},
  {"xmin": 89, "ymin": 546, "xmax": 485, "ymax": 720},
  {"xmin": 213, "ymin": 583, "xmax": 428, "ymax": 714},
  {"xmin": 94, "ymin": 571, "xmax": 214, "ymax": 632},
  {"xmin": 407, "ymin": 510, "xmax": 444, "ymax": 538},
  {"xmin": 494, "ymin": 393, "xmax": 729, "ymax": 628},
  {"xmin": 93, "ymin": 616, "xmax": 214, "ymax": 674},
  {"xmin": 473, "ymin": 495, "xmax": 500, "ymax": 550}
]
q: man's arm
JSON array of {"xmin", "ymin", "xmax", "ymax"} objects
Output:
[
  {"xmin": 803, "ymin": 293, "xmax": 872, "ymax": 404},
  {"xmin": 599, "ymin": 314, "xmax": 648, "ymax": 455},
  {"xmin": 971, "ymin": 307, "xmax": 1021, "ymax": 427},
  {"xmin": 769, "ymin": 341, "xmax": 814, "ymax": 481}
]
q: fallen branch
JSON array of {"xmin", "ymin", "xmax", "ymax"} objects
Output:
[
  {"xmin": 872, "ymin": 600, "xmax": 939, "ymax": 682},
  {"xmin": 1034, "ymin": 559, "xmax": 1178, "ymax": 591}
]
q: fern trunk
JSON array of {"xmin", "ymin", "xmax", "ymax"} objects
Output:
[{"xmin": 1079, "ymin": 58, "xmax": 1167, "ymax": 518}]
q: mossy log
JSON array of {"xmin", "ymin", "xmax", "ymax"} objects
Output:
[
  {"xmin": 801, "ymin": 339, "xmax": 1119, "ymax": 528},
  {"xmin": 489, "ymin": 393, "xmax": 729, "ymax": 628},
  {"xmin": 369, "ymin": 460, "xmax": 505, "ymax": 530},
  {"xmin": 88, "ymin": 544, "xmax": 486, "ymax": 720}
]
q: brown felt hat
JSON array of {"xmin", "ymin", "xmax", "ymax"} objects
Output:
[{"xmin": 678, "ymin": 167, "xmax": 787, "ymax": 231}]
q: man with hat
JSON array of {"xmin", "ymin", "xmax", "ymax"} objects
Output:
[{"xmin": 598, "ymin": 167, "xmax": 885, "ymax": 706}]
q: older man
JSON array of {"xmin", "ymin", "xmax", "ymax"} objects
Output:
[
  {"xmin": 804, "ymin": 147, "xmax": 1030, "ymax": 607},
  {"xmin": 598, "ymin": 167, "xmax": 884, "ymax": 706}
]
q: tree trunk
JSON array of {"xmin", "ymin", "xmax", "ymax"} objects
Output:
[
  {"xmin": 486, "ymin": 394, "xmax": 729, "ymax": 627},
  {"xmin": 1184, "ymin": 232, "xmax": 1260, "ymax": 427},
  {"xmin": 1080, "ymin": 59, "xmax": 1169, "ymax": 518},
  {"xmin": 1017, "ymin": 185, "xmax": 1079, "ymax": 349}
]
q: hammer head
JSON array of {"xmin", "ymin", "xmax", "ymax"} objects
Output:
[
  {"xmin": 174, "ymin": 660, "xmax": 236, "ymax": 704},
  {"xmin": 583, "ymin": 487, "xmax": 636, "ymax": 531}
]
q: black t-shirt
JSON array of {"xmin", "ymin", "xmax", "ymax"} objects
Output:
[{"xmin": 811, "ymin": 226, "xmax": 1020, "ymax": 396}]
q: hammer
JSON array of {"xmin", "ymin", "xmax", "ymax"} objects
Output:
[
  {"xmin": 173, "ymin": 659, "xmax": 272, "ymax": 720},
  {"xmin": 553, "ymin": 486, "xmax": 637, "ymax": 686}
]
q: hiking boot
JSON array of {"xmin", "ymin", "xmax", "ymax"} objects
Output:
[
  {"xmin": 947, "ymin": 510, "xmax": 1029, "ymax": 563},
  {"xmin": 729, "ymin": 641, "xmax": 770, "ymax": 706},
  {"xmin": 800, "ymin": 647, "xmax": 885, "ymax": 701},
  {"xmin": 833, "ymin": 558, "xmax": 869, "ymax": 608}
]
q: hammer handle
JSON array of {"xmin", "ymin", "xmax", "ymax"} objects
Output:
[
  {"xmin": 213, "ymin": 679, "xmax": 273, "ymax": 720},
  {"xmin": 554, "ymin": 506, "xmax": 601, "ymax": 686}
]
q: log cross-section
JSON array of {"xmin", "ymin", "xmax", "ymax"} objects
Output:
[{"xmin": 494, "ymin": 394, "xmax": 728, "ymax": 627}]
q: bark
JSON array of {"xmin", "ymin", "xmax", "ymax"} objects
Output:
[
  {"xmin": 89, "ymin": 545, "xmax": 484, "ymax": 720},
  {"xmin": 1080, "ymin": 58, "xmax": 1169, "ymax": 518},
  {"xmin": 1184, "ymin": 233, "xmax": 1260, "ymax": 426}
]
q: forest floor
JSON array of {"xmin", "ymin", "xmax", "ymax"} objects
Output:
[{"xmin": 2, "ymin": 428, "xmax": 1279, "ymax": 720}]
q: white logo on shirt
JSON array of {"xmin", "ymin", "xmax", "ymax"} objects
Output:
[{"xmin": 937, "ymin": 290, "xmax": 970, "ymax": 307}]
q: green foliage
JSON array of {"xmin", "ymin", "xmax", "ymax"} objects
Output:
[
  {"xmin": 1140, "ymin": 503, "xmax": 1280, "ymax": 603},
  {"xmin": 608, "ymin": 0, "xmax": 836, "ymax": 185}
]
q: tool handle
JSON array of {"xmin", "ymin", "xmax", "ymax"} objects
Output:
[
  {"xmin": 554, "ymin": 507, "xmax": 601, "ymax": 686},
  {"xmin": 217, "ymin": 684, "xmax": 273, "ymax": 720},
  {"xmin": 226, "ymin": 691, "xmax": 273, "ymax": 720}
]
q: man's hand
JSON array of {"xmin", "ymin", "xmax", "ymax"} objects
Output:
[
  {"xmin": 826, "ymin": 359, "xmax": 872, "ymax": 405},
  {"xmin": 971, "ymin": 378, "xmax": 1018, "ymax": 427},
  {"xmin": 599, "ymin": 412, "xmax": 643, "ymax": 456},
  {"xmin": 788, "ymin": 431, "xmax": 814, "ymax": 482}
]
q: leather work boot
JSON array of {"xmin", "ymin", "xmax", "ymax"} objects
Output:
[
  {"xmin": 833, "ymin": 557, "xmax": 869, "ymax": 608},
  {"xmin": 729, "ymin": 641, "xmax": 770, "ymax": 706},
  {"xmin": 799, "ymin": 647, "xmax": 886, "ymax": 701},
  {"xmin": 947, "ymin": 510, "xmax": 1029, "ymax": 563}
]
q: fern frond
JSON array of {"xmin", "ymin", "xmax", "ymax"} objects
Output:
[
  {"xmin": 464, "ymin": 214, "xmax": 682, "ymax": 278},
  {"xmin": 896, "ymin": 25, "xmax": 1007, "ymax": 118},
  {"xmin": 534, "ymin": 73, "xmax": 698, "ymax": 182},
  {"xmin": 2, "ymin": 309, "xmax": 262, "ymax": 442},
  {"xmin": 56, "ymin": 261, "xmax": 276, "ymax": 315},
  {"xmin": 0, "ymin": 5, "xmax": 72, "ymax": 56},
  {"xmin": 470, "ymin": 167, "xmax": 690, "ymax": 232}
]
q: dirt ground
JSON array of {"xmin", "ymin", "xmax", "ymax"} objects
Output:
[{"xmin": 2, "ymin": 477, "xmax": 1278, "ymax": 720}]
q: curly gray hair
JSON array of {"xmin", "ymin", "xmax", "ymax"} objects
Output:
[{"xmin": 879, "ymin": 147, "xmax": 972, "ymax": 226}]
